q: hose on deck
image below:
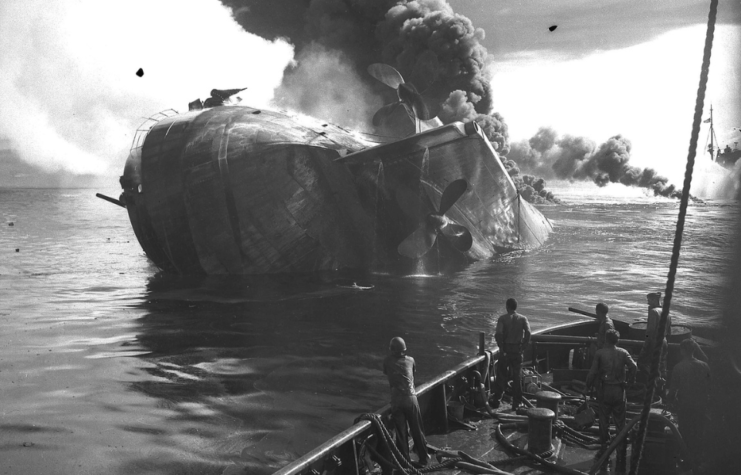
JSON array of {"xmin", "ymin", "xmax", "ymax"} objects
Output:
[{"xmin": 495, "ymin": 423, "xmax": 588, "ymax": 475}]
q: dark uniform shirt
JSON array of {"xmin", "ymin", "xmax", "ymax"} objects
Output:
[
  {"xmin": 669, "ymin": 357, "xmax": 711, "ymax": 406},
  {"xmin": 587, "ymin": 346, "xmax": 637, "ymax": 387},
  {"xmin": 383, "ymin": 354, "xmax": 416, "ymax": 405},
  {"xmin": 495, "ymin": 311, "xmax": 531, "ymax": 355}
]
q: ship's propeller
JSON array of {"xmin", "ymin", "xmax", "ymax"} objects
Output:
[
  {"xmin": 368, "ymin": 63, "xmax": 438, "ymax": 125},
  {"xmin": 396, "ymin": 159, "xmax": 472, "ymax": 258}
]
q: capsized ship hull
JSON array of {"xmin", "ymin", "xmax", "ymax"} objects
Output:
[{"xmin": 119, "ymin": 105, "xmax": 552, "ymax": 274}]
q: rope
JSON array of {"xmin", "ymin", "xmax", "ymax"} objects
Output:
[
  {"xmin": 355, "ymin": 413, "xmax": 423, "ymax": 475},
  {"xmin": 628, "ymin": 1, "xmax": 718, "ymax": 474}
]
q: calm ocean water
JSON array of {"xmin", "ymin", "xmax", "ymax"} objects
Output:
[{"xmin": 0, "ymin": 184, "xmax": 738, "ymax": 474}]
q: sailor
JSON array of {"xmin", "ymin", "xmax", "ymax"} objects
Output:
[
  {"xmin": 382, "ymin": 337, "xmax": 430, "ymax": 467},
  {"xmin": 586, "ymin": 329, "xmax": 637, "ymax": 472},
  {"xmin": 587, "ymin": 303, "xmax": 616, "ymax": 366},
  {"xmin": 594, "ymin": 303, "xmax": 615, "ymax": 350},
  {"xmin": 667, "ymin": 338, "xmax": 711, "ymax": 471},
  {"xmin": 491, "ymin": 298, "xmax": 531, "ymax": 410},
  {"xmin": 638, "ymin": 291, "xmax": 671, "ymax": 381}
]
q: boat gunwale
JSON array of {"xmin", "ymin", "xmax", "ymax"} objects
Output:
[{"xmin": 272, "ymin": 319, "xmax": 598, "ymax": 475}]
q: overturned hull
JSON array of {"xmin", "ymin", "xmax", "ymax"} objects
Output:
[{"xmin": 119, "ymin": 105, "xmax": 552, "ymax": 274}]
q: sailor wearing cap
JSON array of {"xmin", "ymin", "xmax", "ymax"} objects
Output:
[
  {"xmin": 638, "ymin": 291, "xmax": 671, "ymax": 380},
  {"xmin": 383, "ymin": 337, "xmax": 429, "ymax": 467}
]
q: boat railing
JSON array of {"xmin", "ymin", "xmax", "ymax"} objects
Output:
[
  {"xmin": 272, "ymin": 323, "xmax": 591, "ymax": 475},
  {"xmin": 272, "ymin": 320, "xmax": 709, "ymax": 475},
  {"xmin": 272, "ymin": 349, "xmax": 488, "ymax": 475}
]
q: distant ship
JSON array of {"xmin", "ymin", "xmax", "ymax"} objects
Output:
[
  {"xmin": 705, "ymin": 105, "xmax": 741, "ymax": 170},
  {"xmin": 102, "ymin": 65, "xmax": 553, "ymax": 275}
]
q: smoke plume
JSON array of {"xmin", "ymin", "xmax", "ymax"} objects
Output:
[
  {"xmin": 508, "ymin": 127, "xmax": 687, "ymax": 199},
  {"xmin": 274, "ymin": 44, "xmax": 382, "ymax": 129},
  {"xmin": 222, "ymin": 0, "xmax": 509, "ymax": 148}
]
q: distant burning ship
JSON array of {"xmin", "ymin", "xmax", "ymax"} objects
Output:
[
  {"xmin": 102, "ymin": 65, "xmax": 552, "ymax": 274},
  {"xmin": 705, "ymin": 105, "xmax": 741, "ymax": 170}
]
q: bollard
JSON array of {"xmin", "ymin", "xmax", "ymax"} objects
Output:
[
  {"xmin": 535, "ymin": 391, "xmax": 562, "ymax": 421},
  {"xmin": 527, "ymin": 407, "xmax": 554, "ymax": 455}
]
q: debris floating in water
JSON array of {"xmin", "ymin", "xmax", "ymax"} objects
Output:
[
  {"xmin": 8, "ymin": 222, "xmax": 13, "ymax": 226},
  {"xmin": 338, "ymin": 282, "xmax": 374, "ymax": 290},
  {"xmin": 135, "ymin": 68, "xmax": 144, "ymax": 77},
  {"xmin": 549, "ymin": 25, "xmax": 558, "ymax": 32}
]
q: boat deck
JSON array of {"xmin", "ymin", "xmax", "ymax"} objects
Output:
[{"xmin": 425, "ymin": 403, "xmax": 604, "ymax": 475}]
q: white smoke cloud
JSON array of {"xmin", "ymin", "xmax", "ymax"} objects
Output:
[
  {"xmin": 0, "ymin": 0, "xmax": 294, "ymax": 175},
  {"xmin": 274, "ymin": 43, "xmax": 382, "ymax": 131}
]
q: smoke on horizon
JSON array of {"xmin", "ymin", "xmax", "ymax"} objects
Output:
[{"xmin": 508, "ymin": 127, "xmax": 687, "ymax": 199}]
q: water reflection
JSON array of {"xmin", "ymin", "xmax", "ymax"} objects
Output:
[
  {"xmin": 126, "ymin": 271, "xmax": 477, "ymax": 474},
  {"xmin": 2, "ymin": 189, "xmax": 736, "ymax": 475}
]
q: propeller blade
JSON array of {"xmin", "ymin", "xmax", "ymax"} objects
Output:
[
  {"xmin": 398, "ymin": 224, "xmax": 438, "ymax": 259},
  {"xmin": 372, "ymin": 101, "xmax": 403, "ymax": 126},
  {"xmin": 411, "ymin": 96, "xmax": 431, "ymax": 120},
  {"xmin": 367, "ymin": 63, "xmax": 404, "ymax": 90},
  {"xmin": 395, "ymin": 185, "xmax": 429, "ymax": 220},
  {"xmin": 440, "ymin": 222, "xmax": 473, "ymax": 253},
  {"xmin": 397, "ymin": 83, "xmax": 432, "ymax": 120},
  {"xmin": 438, "ymin": 179, "xmax": 468, "ymax": 215}
]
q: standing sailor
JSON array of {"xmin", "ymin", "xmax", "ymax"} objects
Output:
[
  {"xmin": 491, "ymin": 298, "xmax": 531, "ymax": 410},
  {"xmin": 638, "ymin": 291, "xmax": 671, "ymax": 380},
  {"xmin": 382, "ymin": 337, "xmax": 430, "ymax": 467},
  {"xmin": 667, "ymin": 338, "xmax": 711, "ymax": 471},
  {"xmin": 594, "ymin": 303, "xmax": 615, "ymax": 350},
  {"xmin": 587, "ymin": 329, "xmax": 637, "ymax": 473},
  {"xmin": 589, "ymin": 303, "xmax": 616, "ymax": 363}
]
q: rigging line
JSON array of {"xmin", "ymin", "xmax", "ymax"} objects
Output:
[{"xmin": 628, "ymin": 1, "xmax": 718, "ymax": 474}]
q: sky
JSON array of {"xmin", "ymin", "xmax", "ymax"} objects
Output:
[
  {"xmin": 451, "ymin": 0, "xmax": 741, "ymax": 185},
  {"xmin": 0, "ymin": 0, "xmax": 294, "ymax": 185},
  {"xmin": 0, "ymin": 0, "xmax": 739, "ymax": 191}
]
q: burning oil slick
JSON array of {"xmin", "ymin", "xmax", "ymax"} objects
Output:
[{"xmin": 507, "ymin": 127, "xmax": 692, "ymax": 199}]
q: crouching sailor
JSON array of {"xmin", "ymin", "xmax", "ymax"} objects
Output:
[
  {"xmin": 587, "ymin": 329, "xmax": 637, "ymax": 473},
  {"xmin": 383, "ymin": 337, "xmax": 430, "ymax": 467}
]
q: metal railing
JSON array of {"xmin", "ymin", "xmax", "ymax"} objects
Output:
[{"xmin": 129, "ymin": 109, "xmax": 180, "ymax": 152}]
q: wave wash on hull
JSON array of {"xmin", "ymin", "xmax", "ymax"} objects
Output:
[{"xmin": 119, "ymin": 105, "xmax": 552, "ymax": 275}]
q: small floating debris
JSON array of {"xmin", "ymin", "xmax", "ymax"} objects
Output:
[
  {"xmin": 8, "ymin": 222, "xmax": 13, "ymax": 226},
  {"xmin": 338, "ymin": 282, "xmax": 374, "ymax": 290}
]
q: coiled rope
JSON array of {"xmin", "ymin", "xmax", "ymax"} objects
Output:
[
  {"xmin": 628, "ymin": 1, "xmax": 719, "ymax": 474},
  {"xmin": 355, "ymin": 413, "xmax": 424, "ymax": 475}
]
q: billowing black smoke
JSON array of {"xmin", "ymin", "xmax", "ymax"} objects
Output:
[
  {"xmin": 508, "ymin": 127, "xmax": 686, "ymax": 199},
  {"xmin": 220, "ymin": 0, "xmax": 509, "ymax": 151}
]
